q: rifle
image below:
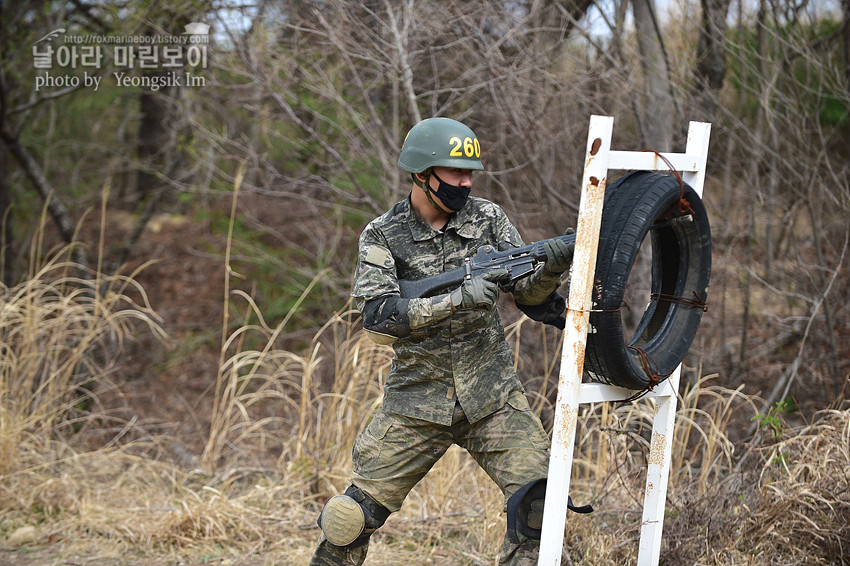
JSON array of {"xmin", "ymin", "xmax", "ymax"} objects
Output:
[{"xmin": 398, "ymin": 233, "xmax": 576, "ymax": 299}]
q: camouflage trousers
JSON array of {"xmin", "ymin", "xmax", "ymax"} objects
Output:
[{"xmin": 309, "ymin": 390, "xmax": 551, "ymax": 565}]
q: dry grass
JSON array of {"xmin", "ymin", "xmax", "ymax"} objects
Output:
[
  {"xmin": 745, "ymin": 409, "xmax": 850, "ymax": 562},
  {"xmin": 0, "ymin": 242, "xmax": 165, "ymax": 473},
  {"xmin": 0, "ymin": 243, "xmax": 848, "ymax": 565}
]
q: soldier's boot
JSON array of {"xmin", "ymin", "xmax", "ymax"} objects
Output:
[
  {"xmin": 499, "ymin": 535, "xmax": 540, "ymax": 566},
  {"xmin": 308, "ymin": 538, "xmax": 368, "ymax": 566}
]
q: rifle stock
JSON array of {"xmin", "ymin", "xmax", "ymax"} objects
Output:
[{"xmin": 398, "ymin": 233, "xmax": 576, "ymax": 299}]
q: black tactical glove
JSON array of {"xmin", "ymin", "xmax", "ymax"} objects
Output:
[
  {"xmin": 543, "ymin": 228, "xmax": 575, "ymax": 275},
  {"xmin": 450, "ymin": 270, "xmax": 507, "ymax": 311}
]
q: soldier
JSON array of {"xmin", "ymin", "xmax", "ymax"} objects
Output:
[{"xmin": 309, "ymin": 117, "xmax": 578, "ymax": 565}]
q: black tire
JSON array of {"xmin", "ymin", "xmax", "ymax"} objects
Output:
[{"xmin": 584, "ymin": 171, "xmax": 711, "ymax": 390}]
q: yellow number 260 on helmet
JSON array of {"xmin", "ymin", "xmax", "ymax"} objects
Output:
[{"xmin": 398, "ymin": 117, "xmax": 483, "ymax": 174}]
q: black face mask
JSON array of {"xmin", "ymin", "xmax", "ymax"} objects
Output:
[{"xmin": 429, "ymin": 169, "xmax": 471, "ymax": 212}]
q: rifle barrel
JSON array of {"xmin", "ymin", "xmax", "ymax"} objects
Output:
[{"xmin": 398, "ymin": 233, "xmax": 576, "ymax": 299}]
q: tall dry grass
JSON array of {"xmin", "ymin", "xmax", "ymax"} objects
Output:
[
  {"xmin": 0, "ymin": 241, "xmax": 165, "ymax": 475},
  {"xmin": 0, "ymin": 238, "xmax": 847, "ymax": 564}
]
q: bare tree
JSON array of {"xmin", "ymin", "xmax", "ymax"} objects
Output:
[
  {"xmin": 845, "ymin": 0, "xmax": 850, "ymax": 89},
  {"xmin": 692, "ymin": 0, "xmax": 733, "ymax": 121},
  {"xmin": 632, "ymin": 0, "xmax": 675, "ymax": 151},
  {"xmin": 133, "ymin": 2, "xmax": 202, "ymax": 203},
  {"xmin": 0, "ymin": 1, "xmax": 84, "ymax": 264}
]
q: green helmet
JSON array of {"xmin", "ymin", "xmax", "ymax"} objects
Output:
[{"xmin": 398, "ymin": 117, "xmax": 484, "ymax": 173}]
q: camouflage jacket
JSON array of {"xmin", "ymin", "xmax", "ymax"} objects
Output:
[{"xmin": 352, "ymin": 195, "xmax": 558, "ymax": 425}]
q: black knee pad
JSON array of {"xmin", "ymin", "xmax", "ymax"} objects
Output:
[
  {"xmin": 317, "ymin": 485, "xmax": 390, "ymax": 548},
  {"xmin": 506, "ymin": 478, "xmax": 547, "ymax": 543},
  {"xmin": 506, "ymin": 478, "xmax": 593, "ymax": 543}
]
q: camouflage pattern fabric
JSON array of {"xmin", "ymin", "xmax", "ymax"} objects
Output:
[
  {"xmin": 308, "ymin": 538, "xmax": 368, "ymax": 566},
  {"xmin": 310, "ymin": 398, "xmax": 550, "ymax": 565},
  {"xmin": 352, "ymin": 195, "xmax": 560, "ymax": 425},
  {"xmin": 310, "ymin": 195, "xmax": 560, "ymax": 565}
]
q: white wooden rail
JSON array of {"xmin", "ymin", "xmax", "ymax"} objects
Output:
[{"xmin": 538, "ymin": 115, "xmax": 711, "ymax": 566}]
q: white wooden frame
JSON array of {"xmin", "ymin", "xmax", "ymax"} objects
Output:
[{"xmin": 538, "ymin": 115, "xmax": 711, "ymax": 566}]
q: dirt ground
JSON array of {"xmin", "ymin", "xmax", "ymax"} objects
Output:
[{"xmin": 0, "ymin": 548, "xmax": 282, "ymax": 566}]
